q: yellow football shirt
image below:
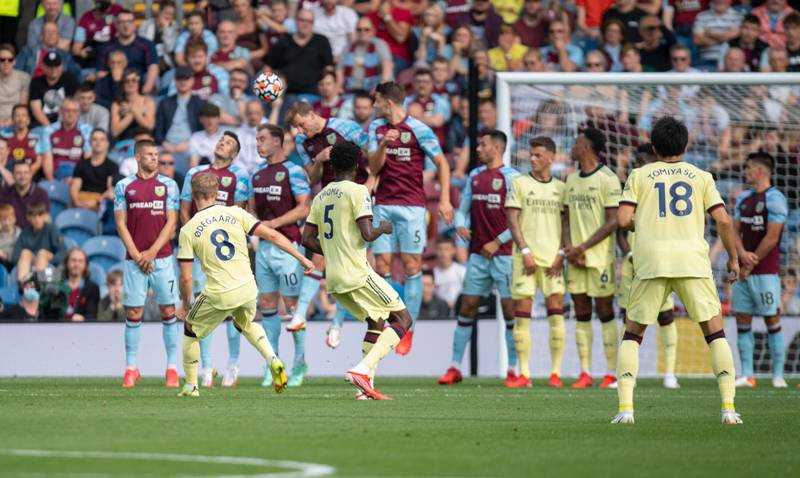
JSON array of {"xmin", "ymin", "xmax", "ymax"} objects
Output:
[
  {"xmin": 177, "ymin": 204, "xmax": 260, "ymax": 309},
  {"xmin": 564, "ymin": 165, "xmax": 621, "ymax": 268},
  {"xmin": 307, "ymin": 180, "xmax": 374, "ymax": 294},
  {"xmin": 621, "ymin": 161, "xmax": 724, "ymax": 279},
  {"xmin": 505, "ymin": 174, "xmax": 565, "ymax": 267}
]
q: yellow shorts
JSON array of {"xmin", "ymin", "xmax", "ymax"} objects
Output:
[
  {"xmin": 618, "ymin": 257, "xmax": 673, "ymax": 312},
  {"xmin": 186, "ymin": 294, "xmax": 257, "ymax": 339},
  {"xmin": 332, "ymin": 272, "xmax": 405, "ymax": 322},
  {"xmin": 511, "ymin": 255, "xmax": 565, "ymax": 299},
  {"xmin": 566, "ymin": 263, "xmax": 615, "ymax": 298},
  {"xmin": 628, "ymin": 276, "xmax": 721, "ymax": 325}
]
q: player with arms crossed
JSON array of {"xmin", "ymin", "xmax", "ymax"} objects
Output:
[
  {"xmin": 617, "ymin": 143, "xmax": 680, "ymax": 390},
  {"xmin": 114, "ymin": 139, "xmax": 181, "ymax": 388},
  {"xmin": 614, "ymin": 116, "xmax": 741, "ymax": 425},
  {"xmin": 176, "ymin": 172, "xmax": 314, "ymax": 397},
  {"xmin": 505, "ymin": 136, "xmax": 568, "ymax": 389},
  {"xmin": 732, "ymin": 152, "xmax": 788, "ymax": 389},
  {"xmin": 438, "ymin": 130, "xmax": 519, "ymax": 386},
  {"xmin": 302, "ymin": 141, "xmax": 414, "ymax": 400},
  {"xmin": 250, "ymin": 124, "xmax": 312, "ymax": 387},
  {"xmin": 287, "ymin": 101, "xmax": 371, "ymax": 347},
  {"xmin": 563, "ymin": 127, "xmax": 621, "ymax": 389},
  {"xmin": 368, "ymin": 81, "xmax": 453, "ymax": 355},
  {"xmin": 180, "ymin": 131, "xmax": 251, "ymax": 388}
]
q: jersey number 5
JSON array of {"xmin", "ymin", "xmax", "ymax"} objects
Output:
[
  {"xmin": 323, "ymin": 204, "xmax": 335, "ymax": 240},
  {"xmin": 210, "ymin": 229, "xmax": 235, "ymax": 261},
  {"xmin": 654, "ymin": 181, "xmax": 693, "ymax": 217}
]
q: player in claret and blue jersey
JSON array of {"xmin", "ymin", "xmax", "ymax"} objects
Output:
[
  {"xmin": 437, "ymin": 130, "xmax": 519, "ymax": 387},
  {"xmin": 114, "ymin": 139, "xmax": 181, "ymax": 389},
  {"xmin": 250, "ymin": 124, "xmax": 312, "ymax": 387},
  {"xmin": 180, "ymin": 131, "xmax": 251, "ymax": 388},
  {"xmin": 368, "ymin": 81, "xmax": 453, "ymax": 355},
  {"xmin": 732, "ymin": 152, "xmax": 789, "ymax": 389}
]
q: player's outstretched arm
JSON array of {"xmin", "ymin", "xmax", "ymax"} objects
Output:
[
  {"xmin": 267, "ymin": 195, "xmax": 310, "ymax": 230},
  {"xmin": 710, "ymin": 206, "xmax": 740, "ymax": 283},
  {"xmin": 178, "ymin": 260, "xmax": 194, "ymax": 315},
  {"xmin": 301, "ymin": 223, "xmax": 323, "ymax": 255},
  {"xmin": 356, "ymin": 217, "xmax": 392, "ymax": 242},
  {"xmin": 254, "ymin": 222, "xmax": 315, "ymax": 273}
]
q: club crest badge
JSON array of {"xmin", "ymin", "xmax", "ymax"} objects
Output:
[
  {"xmin": 154, "ymin": 186, "xmax": 165, "ymax": 197},
  {"xmin": 400, "ymin": 132, "xmax": 411, "ymax": 144},
  {"xmin": 492, "ymin": 178, "xmax": 503, "ymax": 191},
  {"xmin": 326, "ymin": 133, "xmax": 337, "ymax": 145},
  {"xmin": 74, "ymin": 135, "xmax": 82, "ymax": 146},
  {"xmin": 275, "ymin": 171, "xmax": 286, "ymax": 182},
  {"xmin": 756, "ymin": 201, "xmax": 764, "ymax": 213},
  {"xmin": 220, "ymin": 176, "xmax": 233, "ymax": 187}
]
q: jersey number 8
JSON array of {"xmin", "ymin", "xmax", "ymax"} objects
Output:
[
  {"xmin": 210, "ymin": 229, "xmax": 235, "ymax": 261},
  {"xmin": 654, "ymin": 181, "xmax": 693, "ymax": 217}
]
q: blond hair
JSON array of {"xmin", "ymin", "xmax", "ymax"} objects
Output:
[{"xmin": 191, "ymin": 172, "xmax": 219, "ymax": 201}]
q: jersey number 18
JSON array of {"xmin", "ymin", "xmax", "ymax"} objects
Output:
[{"xmin": 654, "ymin": 181, "xmax": 693, "ymax": 218}]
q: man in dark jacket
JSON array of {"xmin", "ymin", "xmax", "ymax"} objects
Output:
[{"xmin": 154, "ymin": 66, "xmax": 206, "ymax": 173}]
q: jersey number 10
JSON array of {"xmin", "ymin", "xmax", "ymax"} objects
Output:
[{"xmin": 654, "ymin": 181, "xmax": 693, "ymax": 218}]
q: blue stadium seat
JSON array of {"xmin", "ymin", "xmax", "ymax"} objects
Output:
[
  {"xmin": 108, "ymin": 261, "xmax": 125, "ymax": 274},
  {"xmin": 62, "ymin": 236, "xmax": 78, "ymax": 251},
  {"xmin": 55, "ymin": 208, "xmax": 100, "ymax": 246},
  {"xmin": 0, "ymin": 266, "xmax": 6, "ymax": 288},
  {"xmin": 0, "ymin": 286, "xmax": 19, "ymax": 306},
  {"xmin": 83, "ymin": 236, "xmax": 127, "ymax": 271},
  {"xmin": 88, "ymin": 261, "xmax": 106, "ymax": 287},
  {"xmin": 39, "ymin": 180, "xmax": 70, "ymax": 218}
]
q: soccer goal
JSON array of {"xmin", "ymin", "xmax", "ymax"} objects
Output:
[{"xmin": 494, "ymin": 72, "xmax": 800, "ymax": 378}]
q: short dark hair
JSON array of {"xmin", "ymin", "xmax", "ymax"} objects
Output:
[
  {"xmin": 26, "ymin": 201, "xmax": 48, "ymax": 217},
  {"xmin": 480, "ymin": 129, "xmax": 507, "ymax": 151},
  {"xmin": 414, "ymin": 68, "xmax": 433, "ymax": 79},
  {"xmin": 785, "ymin": 12, "xmax": 800, "ymax": 28},
  {"xmin": 285, "ymin": 101, "xmax": 314, "ymax": 126},
  {"xmin": 134, "ymin": 139, "xmax": 158, "ymax": 156},
  {"xmin": 530, "ymin": 136, "xmax": 556, "ymax": 153},
  {"xmin": 186, "ymin": 10, "xmax": 204, "ymax": 21},
  {"xmin": 91, "ymin": 128, "xmax": 109, "ymax": 141},
  {"xmin": 223, "ymin": 131, "xmax": 240, "ymax": 154},
  {"xmin": 107, "ymin": 269, "xmax": 123, "ymax": 285},
  {"xmin": 12, "ymin": 160, "xmax": 30, "ymax": 170},
  {"xmin": 650, "ymin": 116, "xmax": 688, "ymax": 157},
  {"xmin": 199, "ymin": 102, "xmax": 220, "ymax": 117},
  {"xmin": 634, "ymin": 142, "xmax": 657, "ymax": 167},
  {"xmin": 258, "ymin": 124, "xmax": 284, "ymax": 146},
  {"xmin": 319, "ymin": 66, "xmax": 336, "ymax": 83},
  {"xmin": 580, "ymin": 126, "xmax": 606, "ymax": 156},
  {"xmin": 375, "ymin": 81, "xmax": 406, "ymax": 105},
  {"xmin": 77, "ymin": 80, "xmax": 95, "ymax": 93},
  {"xmin": 185, "ymin": 38, "xmax": 208, "ymax": 55},
  {"xmin": 12, "ymin": 104, "xmax": 29, "ymax": 116},
  {"xmin": 747, "ymin": 151, "xmax": 775, "ymax": 171},
  {"xmin": 330, "ymin": 140, "xmax": 361, "ymax": 173},
  {"xmin": 742, "ymin": 14, "xmax": 760, "ymax": 26},
  {"xmin": 0, "ymin": 43, "xmax": 15, "ymax": 56},
  {"xmin": 353, "ymin": 89, "xmax": 372, "ymax": 102}
]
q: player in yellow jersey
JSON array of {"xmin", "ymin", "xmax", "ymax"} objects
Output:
[
  {"xmin": 563, "ymin": 127, "xmax": 622, "ymax": 389},
  {"xmin": 505, "ymin": 136, "xmax": 568, "ymax": 388},
  {"xmin": 614, "ymin": 116, "xmax": 741, "ymax": 425},
  {"xmin": 302, "ymin": 141, "xmax": 413, "ymax": 400},
  {"xmin": 617, "ymin": 144, "xmax": 679, "ymax": 390},
  {"xmin": 175, "ymin": 172, "xmax": 314, "ymax": 397}
]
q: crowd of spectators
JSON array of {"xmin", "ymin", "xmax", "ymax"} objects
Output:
[{"xmin": 0, "ymin": 0, "xmax": 799, "ymax": 322}]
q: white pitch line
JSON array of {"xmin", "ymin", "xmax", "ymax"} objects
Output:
[{"xmin": 0, "ymin": 449, "xmax": 335, "ymax": 478}]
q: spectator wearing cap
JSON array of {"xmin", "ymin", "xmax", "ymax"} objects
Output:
[
  {"xmin": 0, "ymin": 105, "xmax": 42, "ymax": 178},
  {"xmin": 37, "ymin": 98, "xmax": 93, "ymax": 181},
  {"xmin": 692, "ymin": 0, "xmax": 742, "ymax": 72},
  {"xmin": 488, "ymin": 23, "xmax": 529, "ymax": 71},
  {"xmin": 189, "ymin": 103, "xmax": 229, "ymax": 168},
  {"xmin": 96, "ymin": 10, "xmax": 159, "ymax": 95},
  {"xmin": 313, "ymin": 0, "xmax": 359, "ymax": 62},
  {"xmin": 751, "ymin": 0, "xmax": 797, "ymax": 49},
  {"xmin": 337, "ymin": 16, "xmax": 393, "ymax": 94},
  {"xmin": 211, "ymin": 20, "xmax": 251, "ymax": 73},
  {"xmin": 16, "ymin": 20, "xmax": 80, "ymax": 79},
  {"xmin": 539, "ymin": 20, "xmax": 583, "ymax": 72},
  {"xmin": 76, "ymin": 81, "xmax": 109, "ymax": 132},
  {"xmin": 154, "ymin": 66, "xmax": 206, "ymax": 172},
  {"xmin": 367, "ymin": 1, "xmax": 415, "ymax": 73},
  {"xmin": 26, "ymin": 0, "xmax": 75, "ymax": 52},
  {"xmin": 0, "ymin": 161, "xmax": 50, "ymax": 229},
  {"xmin": 168, "ymin": 40, "xmax": 229, "ymax": 102},
  {"xmin": 513, "ymin": 0, "xmax": 550, "ymax": 49},
  {"xmin": 110, "ymin": 69, "xmax": 156, "ymax": 142},
  {"xmin": 174, "ymin": 10, "xmax": 220, "ymax": 67},
  {"xmin": 71, "ymin": 0, "xmax": 125, "ymax": 72},
  {"xmin": 0, "ymin": 44, "xmax": 30, "ymax": 128},
  {"xmin": 28, "ymin": 50, "xmax": 79, "ymax": 127}
]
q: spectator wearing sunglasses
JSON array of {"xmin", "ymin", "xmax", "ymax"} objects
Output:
[{"xmin": 0, "ymin": 44, "xmax": 30, "ymax": 128}]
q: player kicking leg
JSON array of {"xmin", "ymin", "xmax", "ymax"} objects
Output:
[{"xmin": 114, "ymin": 140, "xmax": 182, "ymax": 388}]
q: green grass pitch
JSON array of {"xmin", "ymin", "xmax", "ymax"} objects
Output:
[{"xmin": 0, "ymin": 377, "xmax": 797, "ymax": 477}]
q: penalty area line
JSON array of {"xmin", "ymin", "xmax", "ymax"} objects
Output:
[{"xmin": 0, "ymin": 449, "xmax": 335, "ymax": 478}]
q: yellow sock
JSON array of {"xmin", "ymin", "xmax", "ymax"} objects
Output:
[
  {"xmin": 547, "ymin": 315, "xmax": 565, "ymax": 376},
  {"xmin": 240, "ymin": 321, "xmax": 276, "ymax": 362},
  {"xmin": 617, "ymin": 339, "xmax": 640, "ymax": 413},
  {"xmin": 513, "ymin": 318, "xmax": 532, "ymax": 378},
  {"xmin": 708, "ymin": 337, "xmax": 736, "ymax": 411},
  {"xmin": 358, "ymin": 327, "xmax": 401, "ymax": 372},
  {"xmin": 182, "ymin": 336, "xmax": 200, "ymax": 386},
  {"xmin": 575, "ymin": 321, "xmax": 593, "ymax": 373},
  {"xmin": 601, "ymin": 320, "xmax": 619, "ymax": 375},
  {"xmin": 659, "ymin": 322, "xmax": 678, "ymax": 375},
  {"xmin": 362, "ymin": 329, "xmax": 382, "ymax": 378}
]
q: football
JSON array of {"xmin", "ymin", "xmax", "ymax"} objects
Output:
[{"xmin": 253, "ymin": 72, "xmax": 284, "ymax": 103}]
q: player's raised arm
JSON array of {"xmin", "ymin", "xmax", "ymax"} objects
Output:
[
  {"xmin": 367, "ymin": 121, "xmax": 396, "ymax": 174},
  {"xmin": 356, "ymin": 216, "xmax": 393, "ymax": 242}
]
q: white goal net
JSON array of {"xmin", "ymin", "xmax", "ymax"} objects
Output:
[{"xmin": 496, "ymin": 73, "xmax": 800, "ymax": 377}]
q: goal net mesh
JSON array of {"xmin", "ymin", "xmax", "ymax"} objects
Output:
[{"xmin": 501, "ymin": 76, "xmax": 799, "ymax": 377}]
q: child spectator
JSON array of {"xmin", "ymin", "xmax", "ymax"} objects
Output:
[
  {"xmin": 97, "ymin": 270, "xmax": 124, "ymax": 322},
  {"xmin": 433, "ymin": 237, "xmax": 466, "ymax": 311},
  {"xmin": 0, "ymin": 204, "xmax": 20, "ymax": 270},
  {"xmin": 40, "ymin": 247, "xmax": 99, "ymax": 322},
  {"xmin": 12, "ymin": 202, "xmax": 61, "ymax": 284},
  {"xmin": 420, "ymin": 271, "xmax": 452, "ymax": 319}
]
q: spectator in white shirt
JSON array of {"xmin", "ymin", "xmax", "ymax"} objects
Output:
[
  {"xmin": 189, "ymin": 103, "xmax": 228, "ymax": 168},
  {"xmin": 234, "ymin": 100, "xmax": 268, "ymax": 174},
  {"xmin": 76, "ymin": 82, "xmax": 110, "ymax": 133},
  {"xmin": 433, "ymin": 237, "xmax": 466, "ymax": 311},
  {"xmin": 693, "ymin": 0, "xmax": 743, "ymax": 71},
  {"xmin": 313, "ymin": 0, "xmax": 358, "ymax": 61}
]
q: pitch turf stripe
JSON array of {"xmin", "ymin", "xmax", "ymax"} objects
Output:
[
  {"xmin": 0, "ymin": 449, "xmax": 336, "ymax": 477},
  {"xmin": 366, "ymin": 277, "xmax": 391, "ymax": 305}
]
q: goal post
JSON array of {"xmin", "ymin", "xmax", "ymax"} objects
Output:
[{"xmin": 493, "ymin": 72, "xmax": 800, "ymax": 378}]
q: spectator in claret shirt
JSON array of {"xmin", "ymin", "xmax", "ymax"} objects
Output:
[
  {"xmin": 601, "ymin": 19, "xmax": 625, "ymax": 72},
  {"xmin": 539, "ymin": 20, "xmax": 583, "ymax": 72},
  {"xmin": 405, "ymin": 68, "xmax": 451, "ymax": 150},
  {"xmin": 174, "ymin": 11, "xmax": 220, "ymax": 67},
  {"xmin": 725, "ymin": 14, "xmax": 769, "ymax": 72},
  {"xmin": 72, "ymin": 0, "xmax": 125, "ymax": 73},
  {"xmin": 96, "ymin": 10, "xmax": 159, "ymax": 95},
  {"xmin": 0, "ymin": 162, "xmax": 50, "ymax": 229},
  {"xmin": 313, "ymin": 69, "xmax": 345, "ymax": 119},
  {"xmin": 513, "ymin": 0, "xmax": 550, "ymax": 49},
  {"xmin": 37, "ymin": 98, "xmax": 93, "ymax": 181},
  {"xmin": 168, "ymin": 40, "xmax": 230, "ymax": 102},
  {"xmin": 666, "ymin": 0, "xmax": 709, "ymax": 52},
  {"xmin": 212, "ymin": 20, "xmax": 251, "ymax": 74}
]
